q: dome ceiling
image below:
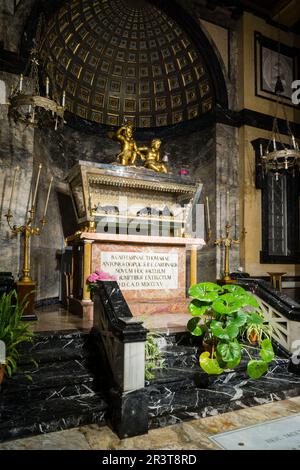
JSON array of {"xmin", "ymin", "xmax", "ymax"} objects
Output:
[{"xmin": 40, "ymin": 0, "xmax": 214, "ymax": 128}]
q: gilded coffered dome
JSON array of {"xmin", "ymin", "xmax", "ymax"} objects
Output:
[{"xmin": 40, "ymin": 0, "xmax": 214, "ymax": 128}]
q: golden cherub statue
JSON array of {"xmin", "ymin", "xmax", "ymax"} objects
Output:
[
  {"xmin": 109, "ymin": 124, "xmax": 168, "ymax": 173},
  {"xmin": 109, "ymin": 123, "xmax": 143, "ymax": 166},
  {"xmin": 139, "ymin": 139, "xmax": 168, "ymax": 173}
]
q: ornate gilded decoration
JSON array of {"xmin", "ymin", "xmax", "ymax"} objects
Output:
[
  {"xmin": 109, "ymin": 124, "xmax": 168, "ymax": 173},
  {"xmin": 109, "ymin": 123, "xmax": 143, "ymax": 166},
  {"xmin": 139, "ymin": 139, "xmax": 168, "ymax": 173},
  {"xmin": 40, "ymin": 0, "xmax": 214, "ymax": 128}
]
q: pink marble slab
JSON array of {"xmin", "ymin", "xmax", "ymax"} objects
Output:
[
  {"xmin": 92, "ymin": 242, "xmax": 186, "ymax": 302},
  {"xmin": 128, "ymin": 299, "xmax": 190, "ymax": 316}
]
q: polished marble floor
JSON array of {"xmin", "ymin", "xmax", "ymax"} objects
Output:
[
  {"xmin": 0, "ymin": 397, "xmax": 299, "ymax": 450},
  {"xmin": 31, "ymin": 304, "xmax": 190, "ymax": 333}
]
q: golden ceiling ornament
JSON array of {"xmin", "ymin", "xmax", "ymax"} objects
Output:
[
  {"xmin": 8, "ymin": 18, "xmax": 65, "ymax": 130},
  {"xmin": 40, "ymin": 0, "xmax": 214, "ymax": 128}
]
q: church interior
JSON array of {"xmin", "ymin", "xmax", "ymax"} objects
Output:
[{"xmin": 0, "ymin": 0, "xmax": 300, "ymax": 451}]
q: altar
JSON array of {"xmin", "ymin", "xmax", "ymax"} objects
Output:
[{"xmin": 66, "ymin": 161, "xmax": 205, "ymax": 321}]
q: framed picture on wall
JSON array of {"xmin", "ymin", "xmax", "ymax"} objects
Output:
[{"xmin": 255, "ymin": 32, "xmax": 299, "ymax": 107}]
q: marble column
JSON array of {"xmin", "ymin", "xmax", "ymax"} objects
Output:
[{"xmin": 83, "ymin": 240, "xmax": 93, "ymax": 301}]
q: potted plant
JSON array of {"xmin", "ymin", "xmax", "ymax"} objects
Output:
[
  {"xmin": 187, "ymin": 282, "xmax": 274, "ymax": 379},
  {"xmin": 242, "ymin": 313, "xmax": 272, "ymax": 345},
  {"xmin": 0, "ymin": 290, "xmax": 35, "ymax": 385}
]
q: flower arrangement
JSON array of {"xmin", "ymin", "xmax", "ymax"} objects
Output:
[{"xmin": 87, "ymin": 269, "xmax": 117, "ymax": 289}]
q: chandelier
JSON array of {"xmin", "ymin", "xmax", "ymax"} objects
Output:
[
  {"xmin": 8, "ymin": 21, "xmax": 65, "ymax": 130},
  {"xmin": 259, "ymin": 80, "xmax": 300, "ymax": 180}
]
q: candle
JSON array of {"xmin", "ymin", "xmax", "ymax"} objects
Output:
[
  {"xmin": 234, "ymin": 203, "xmax": 237, "ymax": 239},
  {"xmin": 259, "ymin": 143, "xmax": 263, "ymax": 157},
  {"xmin": 205, "ymin": 196, "xmax": 210, "ymax": 230},
  {"xmin": 46, "ymin": 77, "xmax": 49, "ymax": 97},
  {"xmin": 42, "ymin": 176, "xmax": 53, "ymax": 219},
  {"xmin": 32, "ymin": 163, "xmax": 42, "ymax": 209},
  {"xmin": 8, "ymin": 165, "xmax": 20, "ymax": 213},
  {"xmin": 19, "ymin": 74, "xmax": 23, "ymax": 92},
  {"xmin": 226, "ymin": 191, "xmax": 230, "ymax": 224},
  {"xmin": 28, "ymin": 104, "xmax": 32, "ymax": 114},
  {"xmin": 292, "ymin": 135, "xmax": 296, "ymax": 149},
  {"xmin": 273, "ymin": 138, "xmax": 277, "ymax": 151},
  {"xmin": 62, "ymin": 91, "xmax": 66, "ymax": 107}
]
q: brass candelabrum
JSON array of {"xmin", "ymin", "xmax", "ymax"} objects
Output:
[
  {"xmin": 5, "ymin": 207, "xmax": 47, "ymax": 284},
  {"xmin": 5, "ymin": 164, "xmax": 53, "ymax": 318},
  {"xmin": 215, "ymin": 223, "xmax": 239, "ymax": 283}
]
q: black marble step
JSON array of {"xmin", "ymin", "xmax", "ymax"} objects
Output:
[
  {"xmin": 160, "ymin": 345, "xmax": 200, "ymax": 369},
  {"xmin": 18, "ymin": 345, "xmax": 91, "ymax": 366},
  {"xmin": 1, "ymin": 381, "xmax": 101, "ymax": 403},
  {"xmin": 148, "ymin": 358, "xmax": 300, "ymax": 428},
  {"xmin": 0, "ymin": 393, "xmax": 108, "ymax": 443},
  {"xmin": 1, "ymin": 359, "xmax": 99, "ymax": 397},
  {"xmin": 17, "ymin": 330, "xmax": 89, "ymax": 355}
]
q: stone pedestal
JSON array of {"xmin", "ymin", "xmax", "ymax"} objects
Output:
[
  {"xmin": 15, "ymin": 279, "xmax": 37, "ymax": 320},
  {"xmin": 67, "ymin": 233, "xmax": 205, "ymax": 321}
]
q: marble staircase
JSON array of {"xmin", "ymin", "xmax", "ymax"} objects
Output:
[
  {"xmin": 1, "ymin": 328, "xmax": 300, "ymax": 443},
  {"xmin": 147, "ymin": 333, "xmax": 300, "ymax": 429},
  {"xmin": 0, "ymin": 331, "xmax": 109, "ymax": 442}
]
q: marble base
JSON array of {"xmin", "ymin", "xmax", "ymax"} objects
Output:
[
  {"xmin": 68, "ymin": 297, "xmax": 94, "ymax": 321},
  {"xmin": 128, "ymin": 298, "xmax": 189, "ymax": 316},
  {"xmin": 109, "ymin": 387, "xmax": 149, "ymax": 439}
]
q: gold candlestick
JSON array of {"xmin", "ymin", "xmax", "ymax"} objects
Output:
[
  {"xmin": 215, "ymin": 223, "xmax": 239, "ymax": 283},
  {"xmin": 5, "ymin": 168, "xmax": 49, "ymax": 319}
]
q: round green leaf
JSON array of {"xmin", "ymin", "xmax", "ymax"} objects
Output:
[
  {"xmin": 188, "ymin": 282, "xmax": 223, "ymax": 302},
  {"xmin": 223, "ymin": 284, "xmax": 246, "ymax": 295},
  {"xmin": 187, "ymin": 317, "xmax": 203, "ymax": 336},
  {"xmin": 259, "ymin": 338, "xmax": 274, "ymax": 363},
  {"xmin": 188, "ymin": 300, "xmax": 209, "ymax": 316},
  {"xmin": 247, "ymin": 360, "xmax": 268, "ymax": 379},
  {"xmin": 247, "ymin": 312, "xmax": 264, "ymax": 325},
  {"xmin": 239, "ymin": 293, "xmax": 260, "ymax": 308},
  {"xmin": 199, "ymin": 351, "xmax": 224, "ymax": 375},
  {"xmin": 229, "ymin": 311, "xmax": 248, "ymax": 327},
  {"xmin": 217, "ymin": 340, "xmax": 241, "ymax": 364},
  {"xmin": 226, "ymin": 354, "xmax": 241, "ymax": 369},
  {"xmin": 210, "ymin": 320, "xmax": 229, "ymax": 340},
  {"xmin": 212, "ymin": 293, "xmax": 243, "ymax": 315},
  {"xmin": 226, "ymin": 321, "xmax": 240, "ymax": 339}
]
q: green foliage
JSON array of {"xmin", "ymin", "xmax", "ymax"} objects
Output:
[
  {"xmin": 145, "ymin": 332, "xmax": 165, "ymax": 381},
  {"xmin": 199, "ymin": 352, "xmax": 224, "ymax": 375},
  {"xmin": 0, "ymin": 290, "xmax": 35, "ymax": 379},
  {"xmin": 187, "ymin": 282, "xmax": 274, "ymax": 380}
]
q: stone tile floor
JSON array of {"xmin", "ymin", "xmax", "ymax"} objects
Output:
[{"xmin": 1, "ymin": 397, "xmax": 299, "ymax": 450}]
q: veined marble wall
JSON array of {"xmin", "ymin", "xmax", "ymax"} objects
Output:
[
  {"xmin": 0, "ymin": 71, "xmax": 34, "ymax": 285},
  {"xmin": 216, "ymin": 123, "xmax": 240, "ymax": 278}
]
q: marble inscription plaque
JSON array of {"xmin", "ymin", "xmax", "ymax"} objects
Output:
[{"xmin": 101, "ymin": 251, "xmax": 179, "ymax": 290}]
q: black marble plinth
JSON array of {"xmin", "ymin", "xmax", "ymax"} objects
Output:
[{"xmin": 109, "ymin": 387, "xmax": 149, "ymax": 439}]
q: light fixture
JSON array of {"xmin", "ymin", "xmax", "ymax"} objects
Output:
[
  {"xmin": 259, "ymin": 43, "xmax": 300, "ymax": 180},
  {"xmin": 8, "ymin": 20, "xmax": 65, "ymax": 130}
]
